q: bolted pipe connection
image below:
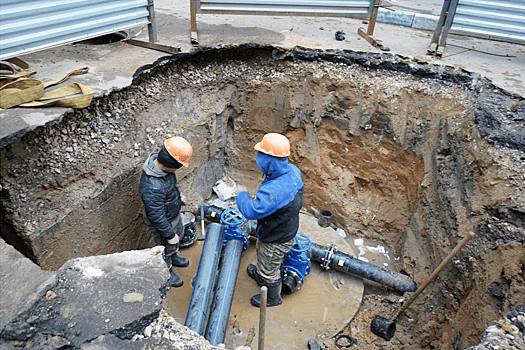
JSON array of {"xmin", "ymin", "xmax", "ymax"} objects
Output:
[{"xmin": 306, "ymin": 242, "xmax": 417, "ymax": 293}]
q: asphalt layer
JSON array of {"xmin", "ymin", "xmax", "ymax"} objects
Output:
[{"xmin": 1, "ymin": 0, "xmax": 524, "ymax": 148}]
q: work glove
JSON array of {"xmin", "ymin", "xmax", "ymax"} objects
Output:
[{"xmin": 167, "ymin": 235, "xmax": 180, "ymax": 245}]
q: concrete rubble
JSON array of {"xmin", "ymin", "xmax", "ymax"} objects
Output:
[
  {"xmin": 465, "ymin": 307, "xmax": 525, "ymax": 350},
  {"xmin": 0, "ymin": 238, "xmax": 57, "ymax": 332},
  {"xmin": 0, "ymin": 243, "xmax": 222, "ymax": 349}
]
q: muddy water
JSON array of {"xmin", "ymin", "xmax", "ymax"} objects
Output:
[{"xmin": 164, "ymin": 213, "xmax": 364, "ymax": 349}]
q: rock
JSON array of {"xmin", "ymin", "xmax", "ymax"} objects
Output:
[
  {"xmin": 144, "ymin": 325, "xmax": 152, "ymax": 338},
  {"xmin": 45, "ymin": 290, "xmax": 57, "ymax": 299},
  {"xmin": 465, "ymin": 307, "xmax": 525, "ymax": 350},
  {"xmin": 123, "ymin": 293, "xmax": 144, "ymax": 303}
]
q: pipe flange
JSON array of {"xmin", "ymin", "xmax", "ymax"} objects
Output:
[
  {"xmin": 281, "ymin": 268, "xmax": 303, "ymax": 292},
  {"xmin": 321, "ymin": 244, "xmax": 336, "ymax": 270}
]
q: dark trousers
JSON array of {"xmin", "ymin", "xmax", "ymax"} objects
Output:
[{"xmin": 144, "ymin": 213, "xmax": 183, "ymax": 269}]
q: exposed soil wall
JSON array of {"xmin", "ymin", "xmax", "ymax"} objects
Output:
[{"xmin": 1, "ymin": 46, "xmax": 524, "ymax": 349}]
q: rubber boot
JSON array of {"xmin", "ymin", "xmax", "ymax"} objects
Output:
[
  {"xmin": 169, "ymin": 268, "xmax": 183, "ymax": 287},
  {"xmin": 247, "ymin": 264, "xmax": 267, "ymax": 287},
  {"xmin": 172, "ymin": 253, "xmax": 189, "ymax": 268},
  {"xmin": 251, "ymin": 279, "xmax": 282, "ymax": 308}
]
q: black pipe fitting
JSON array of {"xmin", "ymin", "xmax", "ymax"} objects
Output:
[
  {"xmin": 306, "ymin": 242, "xmax": 417, "ymax": 293},
  {"xmin": 197, "ymin": 204, "xmax": 225, "ymax": 223},
  {"xmin": 281, "ymin": 272, "xmax": 298, "ymax": 295}
]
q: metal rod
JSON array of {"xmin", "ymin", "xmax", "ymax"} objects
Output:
[
  {"xmin": 204, "ymin": 238, "xmax": 244, "ymax": 345},
  {"xmin": 258, "ymin": 286, "xmax": 267, "ymax": 350},
  {"xmin": 437, "ymin": 0, "xmax": 460, "ymax": 56},
  {"xmin": 184, "ymin": 223, "xmax": 225, "ymax": 335},
  {"xmin": 198, "ymin": 205, "xmax": 206, "ymax": 240},
  {"xmin": 447, "ymin": 43, "xmax": 516, "ymax": 57},
  {"xmin": 427, "ymin": 0, "xmax": 451, "ymax": 54},
  {"xmin": 441, "ymin": 47, "xmax": 473, "ymax": 58},
  {"xmin": 392, "ymin": 231, "xmax": 475, "ymax": 319},
  {"xmin": 306, "ymin": 242, "xmax": 417, "ymax": 293},
  {"xmin": 146, "ymin": 0, "xmax": 157, "ymax": 43}
]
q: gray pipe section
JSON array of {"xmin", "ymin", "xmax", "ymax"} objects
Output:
[
  {"xmin": 204, "ymin": 238, "xmax": 244, "ymax": 345},
  {"xmin": 184, "ymin": 223, "xmax": 225, "ymax": 335},
  {"xmin": 306, "ymin": 242, "xmax": 417, "ymax": 293}
]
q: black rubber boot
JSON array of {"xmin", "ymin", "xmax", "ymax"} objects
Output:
[
  {"xmin": 247, "ymin": 264, "xmax": 267, "ymax": 287},
  {"xmin": 169, "ymin": 268, "xmax": 183, "ymax": 287},
  {"xmin": 172, "ymin": 253, "xmax": 189, "ymax": 268},
  {"xmin": 251, "ymin": 279, "xmax": 282, "ymax": 307}
]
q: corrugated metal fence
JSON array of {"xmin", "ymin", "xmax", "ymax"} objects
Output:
[
  {"xmin": 190, "ymin": 0, "xmax": 379, "ymax": 44},
  {"xmin": 196, "ymin": 0, "xmax": 375, "ymax": 18},
  {"xmin": 451, "ymin": 0, "xmax": 525, "ymax": 43},
  {"xmin": 0, "ymin": 0, "xmax": 153, "ymax": 60}
]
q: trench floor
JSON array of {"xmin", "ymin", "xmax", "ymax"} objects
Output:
[{"xmin": 164, "ymin": 213, "xmax": 364, "ymax": 349}]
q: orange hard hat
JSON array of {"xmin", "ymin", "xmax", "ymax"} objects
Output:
[
  {"xmin": 164, "ymin": 136, "xmax": 193, "ymax": 167},
  {"xmin": 254, "ymin": 133, "xmax": 290, "ymax": 157}
]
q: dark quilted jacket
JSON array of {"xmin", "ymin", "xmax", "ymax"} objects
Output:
[{"xmin": 139, "ymin": 153, "xmax": 181, "ymax": 240}]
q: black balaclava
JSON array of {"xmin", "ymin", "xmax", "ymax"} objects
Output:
[{"xmin": 157, "ymin": 146, "xmax": 183, "ymax": 169}]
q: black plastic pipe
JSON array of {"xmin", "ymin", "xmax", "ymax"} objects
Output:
[
  {"xmin": 204, "ymin": 238, "xmax": 244, "ymax": 345},
  {"xmin": 306, "ymin": 242, "xmax": 417, "ymax": 293},
  {"xmin": 184, "ymin": 223, "xmax": 225, "ymax": 335}
]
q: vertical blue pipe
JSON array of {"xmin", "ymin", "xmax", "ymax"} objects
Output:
[
  {"xmin": 184, "ymin": 222, "xmax": 224, "ymax": 335},
  {"xmin": 204, "ymin": 238, "xmax": 243, "ymax": 345}
]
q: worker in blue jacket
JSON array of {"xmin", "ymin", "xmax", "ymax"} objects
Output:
[
  {"xmin": 236, "ymin": 133, "xmax": 304, "ymax": 307},
  {"xmin": 139, "ymin": 136, "xmax": 193, "ymax": 288}
]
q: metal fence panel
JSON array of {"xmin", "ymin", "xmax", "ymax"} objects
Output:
[
  {"xmin": 0, "ymin": 0, "xmax": 152, "ymax": 60},
  {"xmin": 197, "ymin": 0, "xmax": 374, "ymax": 18},
  {"xmin": 451, "ymin": 0, "xmax": 525, "ymax": 43}
]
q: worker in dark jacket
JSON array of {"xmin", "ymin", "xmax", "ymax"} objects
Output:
[
  {"xmin": 139, "ymin": 136, "xmax": 193, "ymax": 288},
  {"xmin": 236, "ymin": 133, "xmax": 304, "ymax": 307}
]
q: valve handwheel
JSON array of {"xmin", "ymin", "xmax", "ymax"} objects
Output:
[
  {"xmin": 220, "ymin": 208, "xmax": 244, "ymax": 226},
  {"xmin": 292, "ymin": 233, "xmax": 312, "ymax": 253}
]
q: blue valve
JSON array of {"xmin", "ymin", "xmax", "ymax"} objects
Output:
[
  {"xmin": 290, "ymin": 233, "xmax": 312, "ymax": 254},
  {"xmin": 220, "ymin": 208, "xmax": 249, "ymax": 250},
  {"xmin": 281, "ymin": 233, "xmax": 312, "ymax": 294}
]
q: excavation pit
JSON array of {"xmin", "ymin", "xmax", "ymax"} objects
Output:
[{"xmin": 1, "ymin": 46, "xmax": 524, "ymax": 350}]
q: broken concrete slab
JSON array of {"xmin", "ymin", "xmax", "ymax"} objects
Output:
[
  {"xmin": 0, "ymin": 246, "xmax": 170, "ymax": 349},
  {"xmin": 0, "ymin": 237, "xmax": 57, "ymax": 330}
]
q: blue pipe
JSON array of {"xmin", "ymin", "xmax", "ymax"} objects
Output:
[
  {"xmin": 204, "ymin": 238, "xmax": 244, "ymax": 345},
  {"xmin": 204, "ymin": 209, "xmax": 248, "ymax": 345},
  {"xmin": 184, "ymin": 222, "xmax": 225, "ymax": 335}
]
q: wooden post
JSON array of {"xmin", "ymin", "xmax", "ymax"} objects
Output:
[
  {"xmin": 358, "ymin": 0, "xmax": 385, "ymax": 48},
  {"xmin": 258, "ymin": 286, "xmax": 267, "ymax": 350},
  {"xmin": 190, "ymin": 0, "xmax": 199, "ymax": 44}
]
